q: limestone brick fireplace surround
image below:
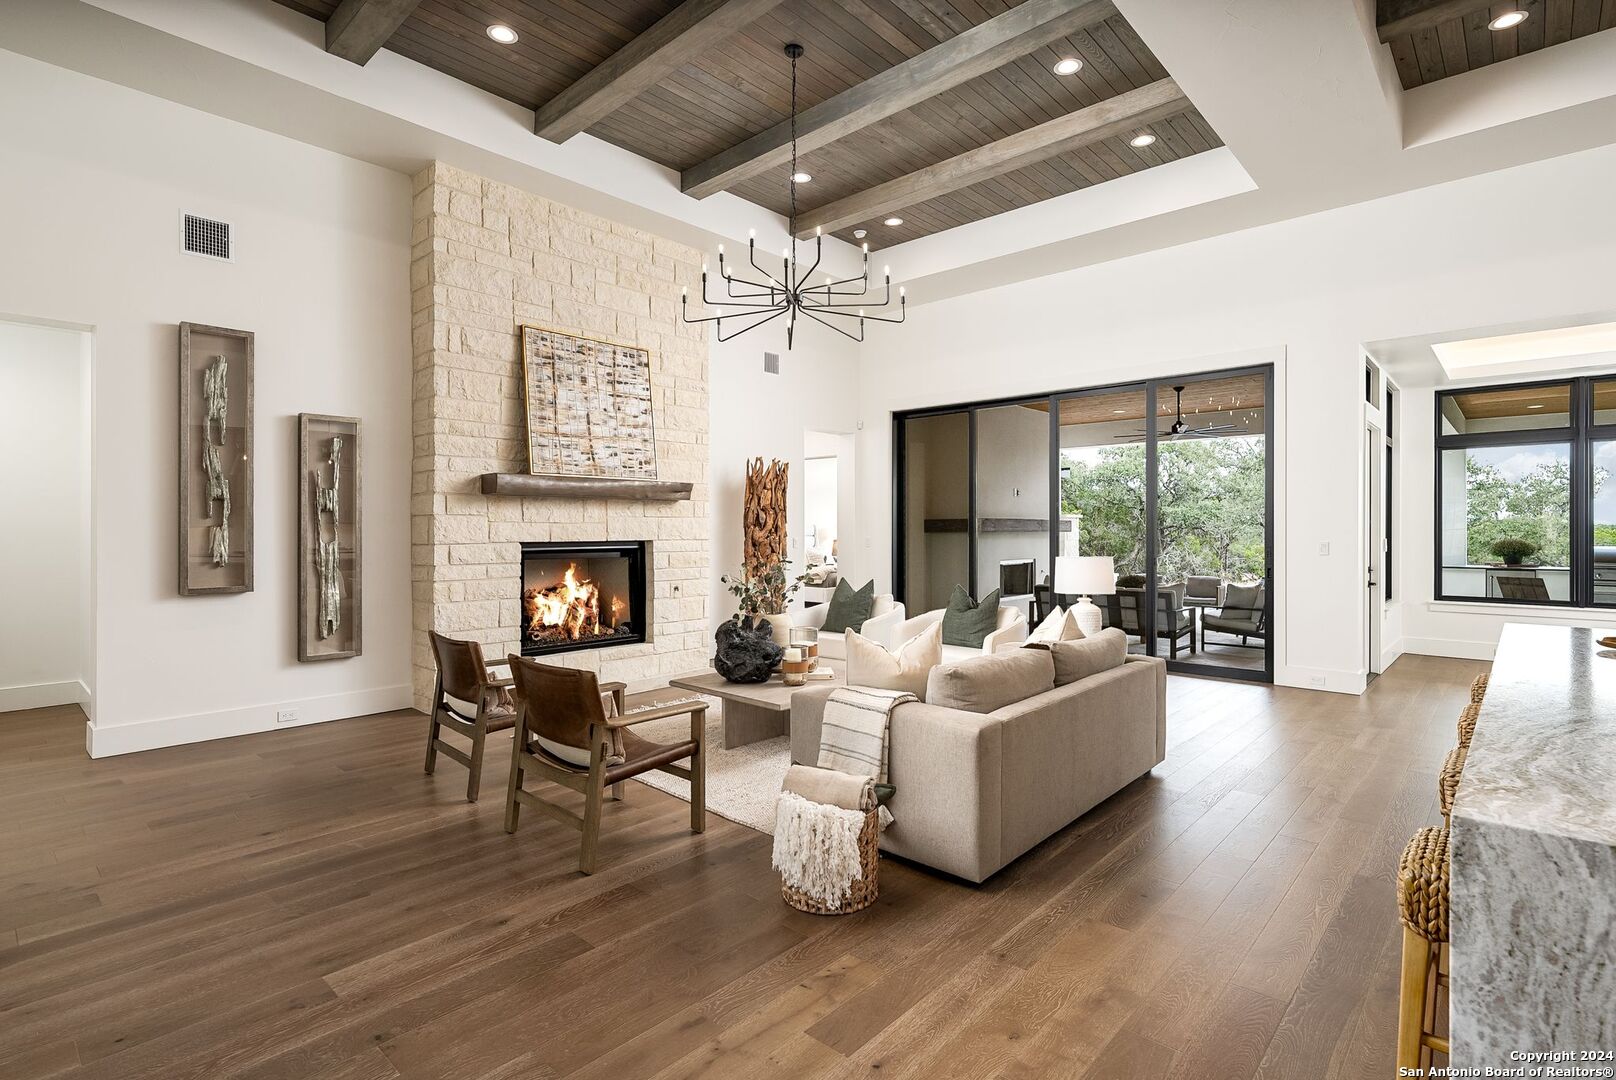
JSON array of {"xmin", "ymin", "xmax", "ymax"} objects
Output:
[{"xmin": 409, "ymin": 162, "xmax": 711, "ymax": 711}]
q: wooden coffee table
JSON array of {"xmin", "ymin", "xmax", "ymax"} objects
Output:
[{"xmin": 669, "ymin": 660, "xmax": 844, "ymax": 749}]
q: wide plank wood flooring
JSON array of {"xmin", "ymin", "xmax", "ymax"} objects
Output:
[{"xmin": 0, "ymin": 653, "xmax": 1482, "ymax": 1079}]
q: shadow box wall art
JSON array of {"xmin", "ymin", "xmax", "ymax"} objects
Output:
[
  {"xmin": 520, "ymin": 325, "xmax": 657, "ymax": 479},
  {"xmin": 178, "ymin": 322, "xmax": 254, "ymax": 595},
  {"xmin": 298, "ymin": 414, "xmax": 362, "ymax": 661}
]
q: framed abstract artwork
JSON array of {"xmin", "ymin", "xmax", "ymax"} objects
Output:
[
  {"xmin": 519, "ymin": 325, "xmax": 657, "ymax": 479},
  {"xmin": 298, "ymin": 414, "xmax": 362, "ymax": 661},
  {"xmin": 178, "ymin": 322, "xmax": 254, "ymax": 595}
]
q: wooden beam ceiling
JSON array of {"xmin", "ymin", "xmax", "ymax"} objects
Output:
[
  {"xmin": 680, "ymin": 0, "xmax": 1119, "ymax": 200},
  {"xmin": 1377, "ymin": 0, "xmax": 1493, "ymax": 42},
  {"xmin": 793, "ymin": 77, "xmax": 1186, "ymax": 238},
  {"xmin": 533, "ymin": 0, "xmax": 789, "ymax": 143},
  {"xmin": 324, "ymin": 0, "xmax": 423, "ymax": 65}
]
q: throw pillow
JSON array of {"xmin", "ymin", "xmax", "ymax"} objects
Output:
[
  {"xmin": 846, "ymin": 622, "xmax": 942, "ymax": 701},
  {"xmin": 1025, "ymin": 605, "xmax": 1085, "ymax": 645},
  {"xmin": 926, "ymin": 648, "xmax": 1055, "ymax": 714},
  {"xmin": 1047, "ymin": 627, "xmax": 1128, "ymax": 686},
  {"xmin": 820, "ymin": 578, "xmax": 876, "ymax": 634},
  {"xmin": 940, "ymin": 585, "xmax": 1001, "ymax": 649}
]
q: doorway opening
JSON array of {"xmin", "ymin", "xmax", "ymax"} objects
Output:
[{"xmin": 802, "ymin": 430, "xmax": 855, "ymax": 607}]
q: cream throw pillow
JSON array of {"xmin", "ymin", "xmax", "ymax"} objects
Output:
[
  {"xmin": 845, "ymin": 621, "xmax": 942, "ymax": 701},
  {"xmin": 1026, "ymin": 605, "xmax": 1085, "ymax": 645}
]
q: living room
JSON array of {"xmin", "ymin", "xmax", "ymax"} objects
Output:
[{"xmin": 2, "ymin": 0, "xmax": 1614, "ymax": 1076}]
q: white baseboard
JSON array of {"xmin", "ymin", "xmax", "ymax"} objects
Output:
[
  {"xmin": 1379, "ymin": 638, "xmax": 1405, "ymax": 672},
  {"xmin": 0, "ymin": 678, "xmax": 89, "ymax": 713},
  {"xmin": 1400, "ymin": 637, "xmax": 1497, "ymax": 661},
  {"xmin": 1275, "ymin": 665, "xmax": 1367, "ymax": 695},
  {"xmin": 84, "ymin": 683, "xmax": 415, "ymax": 758}
]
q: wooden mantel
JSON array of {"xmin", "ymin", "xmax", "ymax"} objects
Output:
[{"xmin": 479, "ymin": 473, "xmax": 692, "ymax": 501}]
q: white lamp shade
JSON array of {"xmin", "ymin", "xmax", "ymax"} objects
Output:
[{"xmin": 1055, "ymin": 555, "xmax": 1114, "ymax": 596}]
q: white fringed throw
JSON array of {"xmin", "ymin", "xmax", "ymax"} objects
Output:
[{"xmin": 772, "ymin": 791, "xmax": 868, "ymax": 906}]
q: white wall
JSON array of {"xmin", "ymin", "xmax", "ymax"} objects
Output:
[
  {"xmin": 856, "ymin": 142, "xmax": 1616, "ymax": 693},
  {"xmin": 708, "ymin": 322, "xmax": 861, "ymax": 634},
  {"xmin": 0, "ymin": 320, "xmax": 92, "ymax": 713},
  {"xmin": 0, "ymin": 49, "xmax": 413, "ymax": 754}
]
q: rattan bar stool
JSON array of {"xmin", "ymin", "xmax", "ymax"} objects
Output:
[
  {"xmin": 1397, "ymin": 827, "xmax": 1451, "ymax": 1072},
  {"xmin": 1470, "ymin": 671, "xmax": 1489, "ymax": 704},
  {"xmin": 1438, "ymin": 747, "xmax": 1467, "ymax": 824},
  {"xmin": 1456, "ymin": 702, "xmax": 1480, "ymax": 750}
]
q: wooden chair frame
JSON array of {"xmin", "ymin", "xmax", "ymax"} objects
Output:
[
  {"xmin": 504, "ymin": 692, "xmax": 708, "ymax": 874},
  {"xmin": 424, "ymin": 655, "xmax": 513, "ymax": 803}
]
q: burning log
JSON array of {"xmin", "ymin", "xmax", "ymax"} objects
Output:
[{"xmin": 523, "ymin": 563, "xmax": 628, "ymax": 644}]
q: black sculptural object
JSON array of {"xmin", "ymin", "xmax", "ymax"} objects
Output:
[{"xmin": 713, "ymin": 616, "xmax": 782, "ymax": 683}]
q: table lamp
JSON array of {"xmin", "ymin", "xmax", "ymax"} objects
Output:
[{"xmin": 1055, "ymin": 555, "xmax": 1115, "ymax": 637}]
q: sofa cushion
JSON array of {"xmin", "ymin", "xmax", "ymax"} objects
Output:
[
  {"xmin": 1026, "ymin": 605, "xmax": 1084, "ymax": 645},
  {"xmin": 846, "ymin": 621, "xmax": 942, "ymax": 700},
  {"xmin": 1047, "ymin": 627, "xmax": 1128, "ymax": 686},
  {"xmin": 927, "ymin": 647, "xmax": 1054, "ymax": 714},
  {"xmin": 941, "ymin": 585, "xmax": 1001, "ymax": 648},
  {"xmin": 820, "ymin": 578, "xmax": 875, "ymax": 634}
]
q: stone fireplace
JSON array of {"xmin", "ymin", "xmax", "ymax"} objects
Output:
[
  {"xmin": 409, "ymin": 161, "xmax": 710, "ymax": 710},
  {"xmin": 520, "ymin": 540, "xmax": 648, "ymax": 657}
]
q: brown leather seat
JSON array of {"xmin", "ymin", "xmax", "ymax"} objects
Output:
[
  {"xmin": 424, "ymin": 631, "xmax": 520, "ymax": 802},
  {"xmin": 505, "ymin": 655, "xmax": 709, "ymax": 874}
]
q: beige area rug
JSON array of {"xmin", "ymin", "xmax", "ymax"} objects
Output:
[{"xmin": 625, "ymin": 696, "xmax": 786, "ymax": 835}]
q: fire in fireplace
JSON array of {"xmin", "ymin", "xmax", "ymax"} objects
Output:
[{"xmin": 520, "ymin": 541, "xmax": 648, "ymax": 657}]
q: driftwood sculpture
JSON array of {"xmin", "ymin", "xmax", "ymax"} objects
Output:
[
  {"xmin": 202, "ymin": 354, "xmax": 231, "ymax": 565},
  {"xmin": 315, "ymin": 436, "xmax": 343, "ymax": 639},
  {"xmin": 743, "ymin": 457, "xmax": 789, "ymax": 583}
]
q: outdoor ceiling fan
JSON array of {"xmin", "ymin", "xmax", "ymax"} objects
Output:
[{"xmin": 1114, "ymin": 385, "xmax": 1246, "ymax": 440}]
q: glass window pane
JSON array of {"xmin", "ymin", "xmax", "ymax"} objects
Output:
[
  {"xmin": 1592, "ymin": 441, "xmax": 1616, "ymax": 605},
  {"xmin": 1439, "ymin": 384, "xmax": 1571, "ymax": 435},
  {"xmin": 1057, "ymin": 387, "xmax": 1146, "ymax": 654},
  {"xmin": 1155, "ymin": 374, "xmax": 1268, "ymax": 671},
  {"xmin": 1593, "ymin": 381, "xmax": 1616, "ymax": 427},
  {"xmin": 901, "ymin": 412, "xmax": 968, "ymax": 614},
  {"xmin": 974, "ymin": 403, "xmax": 1050, "ymax": 617},
  {"xmin": 1439, "ymin": 443, "xmax": 1571, "ymax": 601}
]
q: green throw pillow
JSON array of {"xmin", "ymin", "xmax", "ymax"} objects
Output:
[
  {"xmin": 941, "ymin": 585, "xmax": 1001, "ymax": 648},
  {"xmin": 820, "ymin": 578, "xmax": 875, "ymax": 634}
]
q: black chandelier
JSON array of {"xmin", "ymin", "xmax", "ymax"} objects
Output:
[{"xmin": 681, "ymin": 43, "xmax": 905, "ymax": 349}]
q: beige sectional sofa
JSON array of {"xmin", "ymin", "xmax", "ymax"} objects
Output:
[{"xmin": 791, "ymin": 643, "xmax": 1166, "ymax": 883}]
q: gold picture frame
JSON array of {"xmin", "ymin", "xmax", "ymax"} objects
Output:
[{"xmin": 519, "ymin": 325, "xmax": 657, "ymax": 480}]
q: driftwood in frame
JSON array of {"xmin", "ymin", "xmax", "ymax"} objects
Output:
[
  {"xmin": 298, "ymin": 414, "xmax": 363, "ymax": 661},
  {"xmin": 179, "ymin": 322, "xmax": 254, "ymax": 595}
]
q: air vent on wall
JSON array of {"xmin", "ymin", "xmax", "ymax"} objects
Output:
[
  {"xmin": 763, "ymin": 352, "xmax": 780, "ymax": 375},
  {"xmin": 181, "ymin": 212, "xmax": 233, "ymax": 262}
]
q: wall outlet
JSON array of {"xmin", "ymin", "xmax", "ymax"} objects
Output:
[
  {"xmin": 671, "ymin": 583, "xmax": 682, "ymax": 596},
  {"xmin": 1318, "ymin": 541, "xmax": 1331, "ymax": 556},
  {"xmin": 1308, "ymin": 675, "xmax": 1326, "ymax": 688},
  {"xmin": 276, "ymin": 707, "xmax": 300, "ymax": 725}
]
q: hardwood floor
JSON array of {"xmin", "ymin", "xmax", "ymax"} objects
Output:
[{"xmin": 0, "ymin": 654, "xmax": 1482, "ymax": 1079}]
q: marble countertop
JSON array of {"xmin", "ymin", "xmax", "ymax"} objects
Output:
[{"xmin": 1454, "ymin": 622, "xmax": 1616, "ymax": 846}]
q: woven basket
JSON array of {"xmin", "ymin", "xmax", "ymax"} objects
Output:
[
  {"xmin": 782, "ymin": 808, "xmax": 879, "ymax": 915},
  {"xmin": 1438, "ymin": 746, "xmax": 1467, "ymax": 819},
  {"xmin": 1456, "ymin": 702, "xmax": 1480, "ymax": 749},
  {"xmin": 1470, "ymin": 672, "xmax": 1489, "ymax": 704}
]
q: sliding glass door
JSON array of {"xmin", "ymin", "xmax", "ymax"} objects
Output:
[{"xmin": 895, "ymin": 364, "xmax": 1274, "ymax": 682}]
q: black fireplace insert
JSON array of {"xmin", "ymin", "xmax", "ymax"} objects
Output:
[{"xmin": 519, "ymin": 540, "xmax": 648, "ymax": 657}]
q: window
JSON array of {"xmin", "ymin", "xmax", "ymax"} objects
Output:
[
  {"xmin": 1434, "ymin": 377, "xmax": 1616, "ymax": 607},
  {"xmin": 1385, "ymin": 384, "xmax": 1395, "ymax": 602}
]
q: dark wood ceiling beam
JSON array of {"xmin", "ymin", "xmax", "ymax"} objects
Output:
[
  {"xmin": 792, "ymin": 77, "xmax": 1186, "ymax": 238},
  {"xmin": 325, "ymin": 0, "xmax": 424, "ymax": 65},
  {"xmin": 1377, "ymin": 0, "xmax": 1495, "ymax": 41},
  {"xmin": 681, "ymin": 0, "xmax": 1119, "ymax": 199},
  {"xmin": 534, "ymin": 0, "xmax": 789, "ymax": 143}
]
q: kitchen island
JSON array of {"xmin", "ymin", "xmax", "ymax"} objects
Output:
[{"xmin": 1451, "ymin": 622, "xmax": 1616, "ymax": 1065}]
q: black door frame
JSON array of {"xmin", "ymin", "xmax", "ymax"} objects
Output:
[{"xmin": 893, "ymin": 363, "xmax": 1276, "ymax": 684}]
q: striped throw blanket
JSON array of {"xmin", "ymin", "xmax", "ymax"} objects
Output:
[{"xmin": 817, "ymin": 685, "xmax": 913, "ymax": 785}]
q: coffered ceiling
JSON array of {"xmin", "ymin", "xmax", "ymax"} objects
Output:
[
  {"xmin": 272, "ymin": 0, "xmax": 1221, "ymax": 249},
  {"xmin": 1377, "ymin": 0, "xmax": 1615, "ymax": 90}
]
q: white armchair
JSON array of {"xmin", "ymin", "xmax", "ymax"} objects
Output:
[
  {"xmin": 893, "ymin": 605, "xmax": 1028, "ymax": 663},
  {"xmin": 794, "ymin": 594, "xmax": 905, "ymax": 660}
]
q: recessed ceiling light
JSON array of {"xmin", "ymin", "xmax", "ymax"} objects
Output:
[
  {"xmin": 1129, "ymin": 132, "xmax": 1156, "ymax": 148},
  {"xmin": 1526, "ymin": 403, "xmax": 1546, "ymax": 409},
  {"xmin": 852, "ymin": 228, "xmax": 866, "ymax": 239},
  {"xmin": 486, "ymin": 24, "xmax": 519, "ymax": 44},
  {"xmin": 883, "ymin": 217, "xmax": 903, "ymax": 227},
  {"xmin": 791, "ymin": 171, "xmax": 812, "ymax": 183},
  {"xmin": 1487, "ymin": 10, "xmax": 1528, "ymax": 30},
  {"xmin": 1052, "ymin": 57, "xmax": 1083, "ymax": 76}
]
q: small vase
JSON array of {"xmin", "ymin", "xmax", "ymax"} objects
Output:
[{"xmin": 762, "ymin": 611, "xmax": 794, "ymax": 646}]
